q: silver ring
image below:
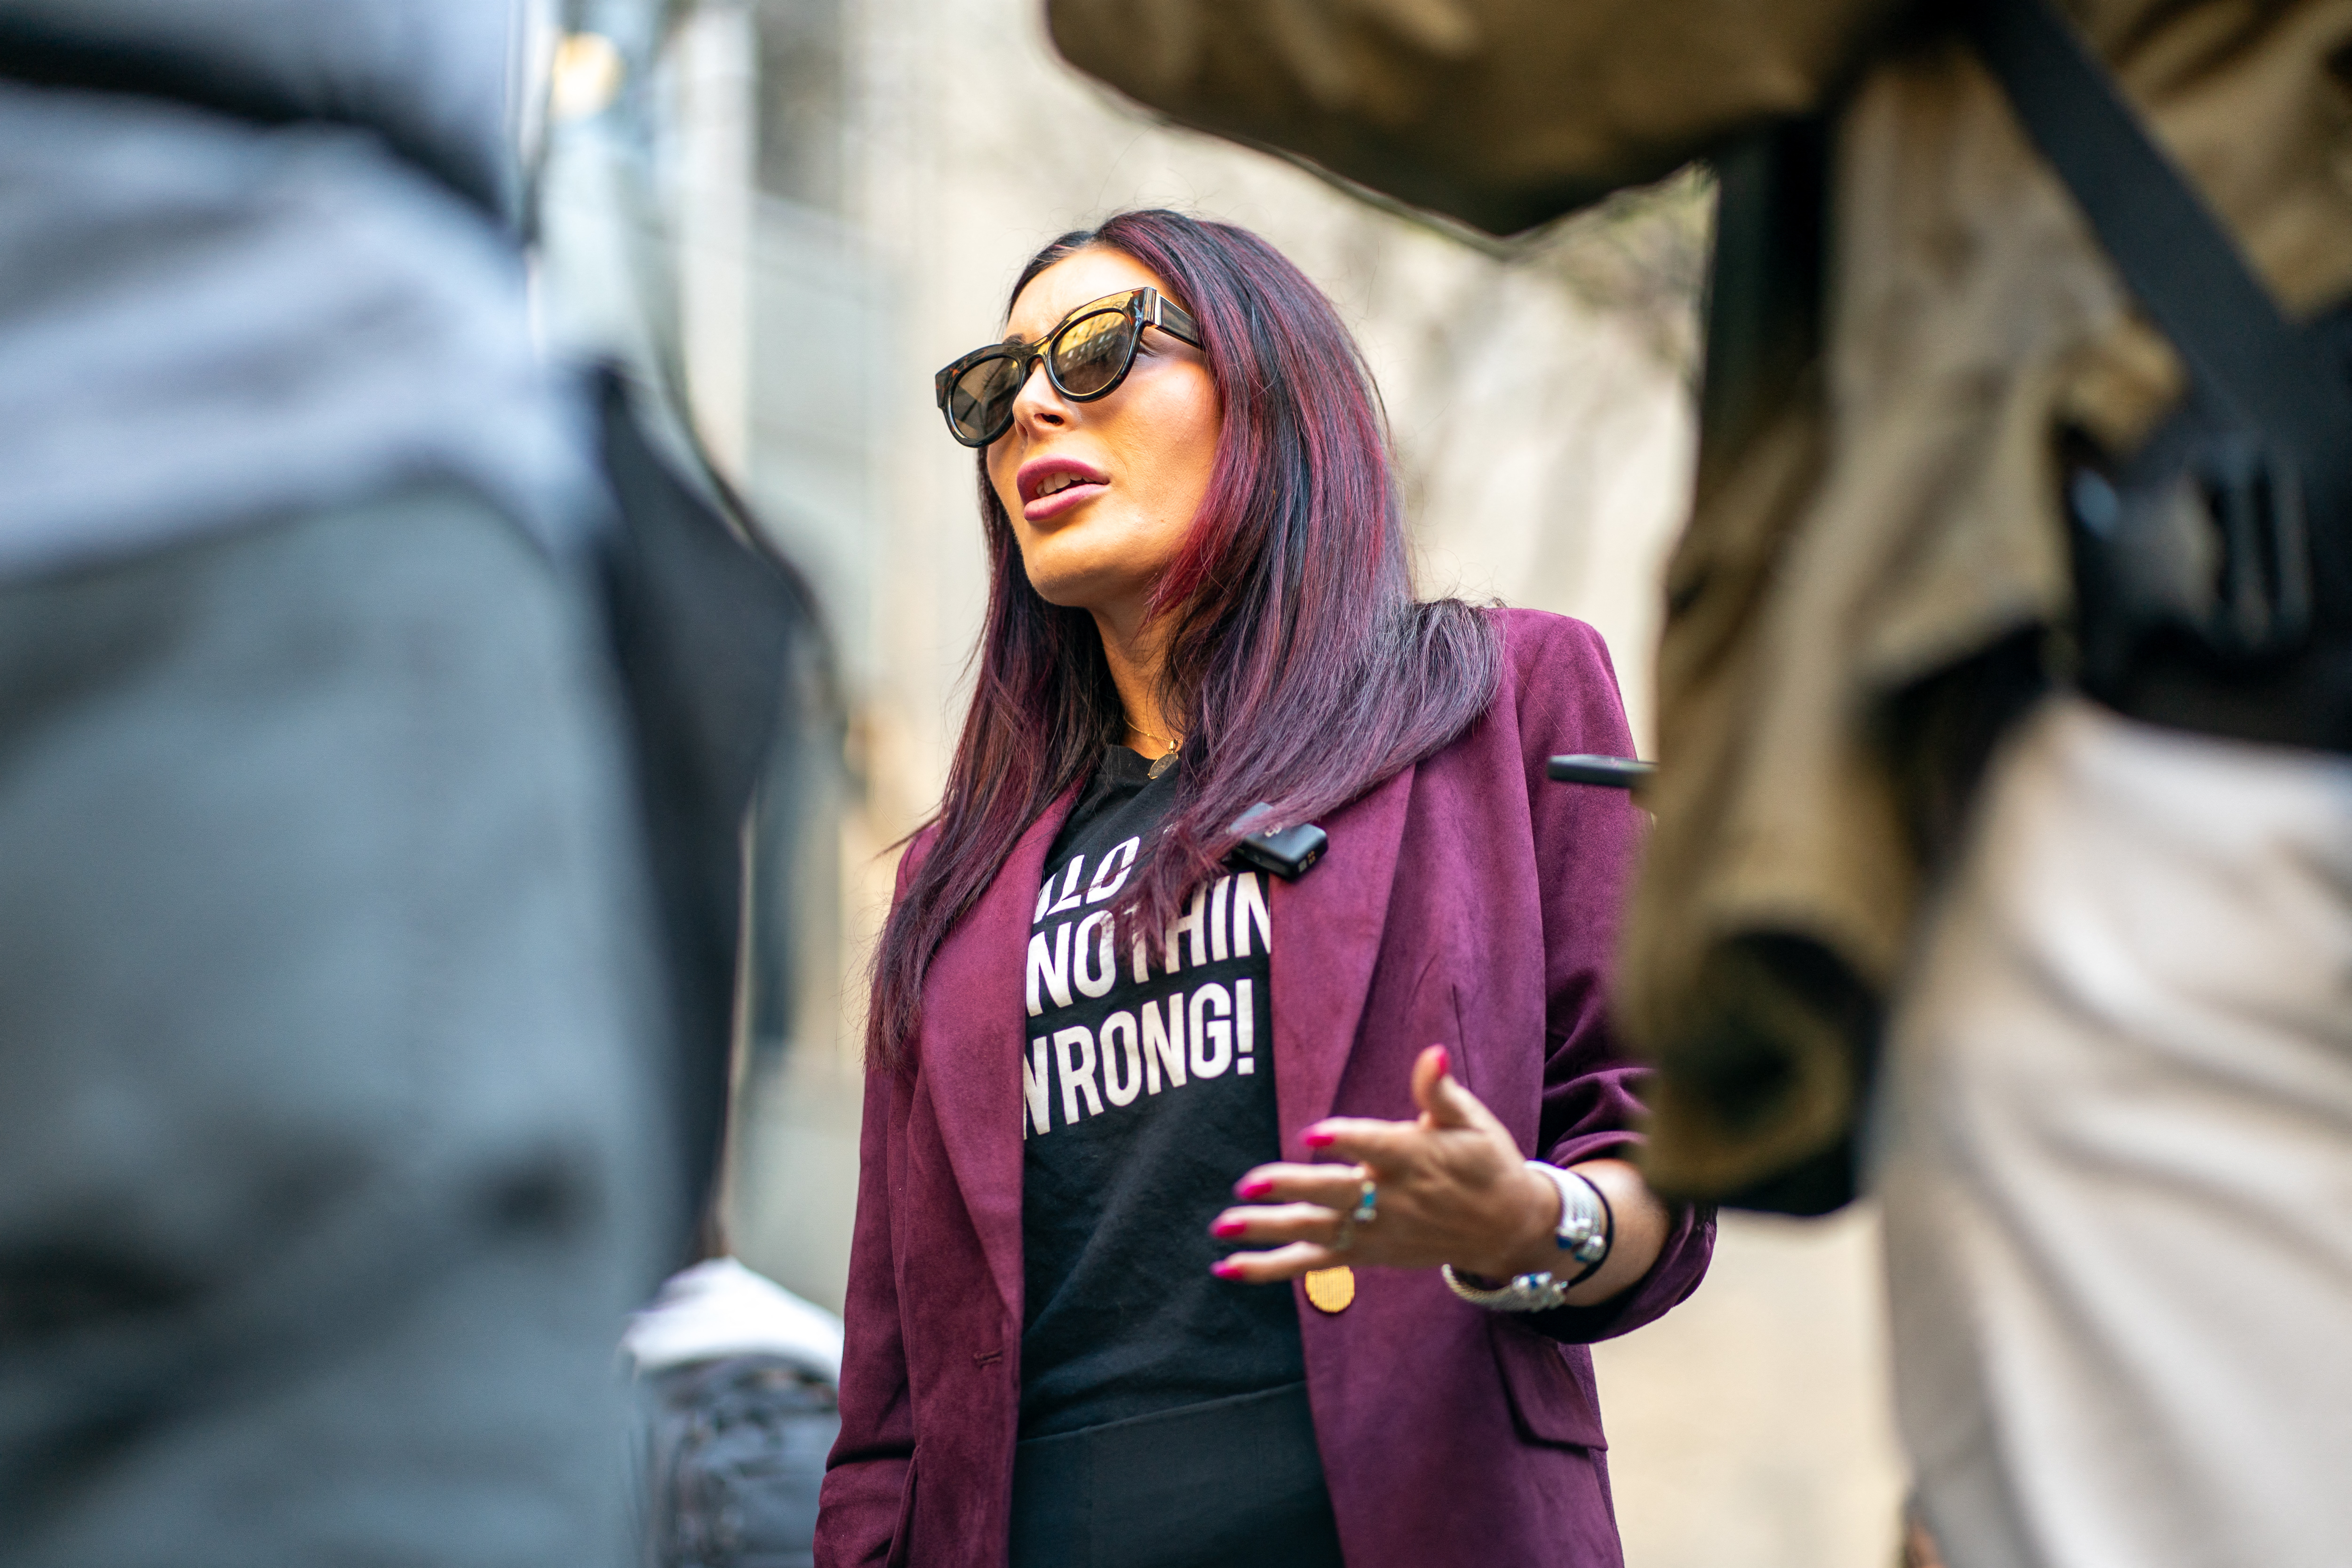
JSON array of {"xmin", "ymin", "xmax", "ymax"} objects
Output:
[{"xmin": 1350, "ymin": 1178, "xmax": 1378, "ymax": 1226}]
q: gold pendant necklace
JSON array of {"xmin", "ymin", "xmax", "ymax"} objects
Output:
[{"xmin": 1129, "ymin": 721, "xmax": 1182, "ymax": 780}]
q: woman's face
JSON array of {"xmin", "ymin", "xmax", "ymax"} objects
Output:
[{"xmin": 984, "ymin": 247, "xmax": 1221, "ymax": 637}]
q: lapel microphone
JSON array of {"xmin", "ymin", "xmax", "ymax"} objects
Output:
[
  {"xmin": 1546, "ymin": 754, "xmax": 1653, "ymax": 788},
  {"xmin": 1226, "ymin": 803, "xmax": 1327, "ymax": 880}
]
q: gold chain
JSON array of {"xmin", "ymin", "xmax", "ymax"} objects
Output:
[
  {"xmin": 1126, "ymin": 718, "xmax": 1183, "ymax": 779},
  {"xmin": 1125, "ymin": 719, "xmax": 1180, "ymax": 750}
]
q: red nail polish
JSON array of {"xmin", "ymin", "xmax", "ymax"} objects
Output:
[
  {"xmin": 1432, "ymin": 1045, "xmax": 1450, "ymax": 1076},
  {"xmin": 1211, "ymin": 1218, "xmax": 1247, "ymax": 1238},
  {"xmin": 1212, "ymin": 1261, "xmax": 1243, "ymax": 1280},
  {"xmin": 1303, "ymin": 1129, "xmax": 1335, "ymax": 1149},
  {"xmin": 1237, "ymin": 1178, "xmax": 1273, "ymax": 1200}
]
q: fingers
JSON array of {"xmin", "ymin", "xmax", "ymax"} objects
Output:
[
  {"xmin": 1411, "ymin": 1043, "xmax": 1493, "ymax": 1132},
  {"xmin": 1212, "ymin": 1240, "xmax": 1341, "ymax": 1284},
  {"xmin": 1216, "ymin": 1165, "xmax": 1372, "ymax": 1267},
  {"xmin": 1213, "ymin": 1049, "xmax": 1539, "ymax": 1286},
  {"xmin": 1229, "ymin": 1162, "xmax": 1367, "ymax": 1210},
  {"xmin": 1300, "ymin": 1045, "xmax": 1497, "ymax": 1166},
  {"xmin": 1300, "ymin": 1117, "xmax": 1421, "ymax": 1166},
  {"xmin": 1210, "ymin": 1201, "xmax": 1347, "ymax": 1248},
  {"xmin": 1410, "ymin": 1043, "xmax": 1453, "ymax": 1120}
]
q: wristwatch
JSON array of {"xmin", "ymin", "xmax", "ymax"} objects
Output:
[
  {"xmin": 1529, "ymin": 1161, "xmax": 1611, "ymax": 1269},
  {"xmin": 1440, "ymin": 1162, "xmax": 1613, "ymax": 1313}
]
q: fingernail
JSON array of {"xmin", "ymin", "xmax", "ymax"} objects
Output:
[
  {"xmin": 1211, "ymin": 1261, "xmax": 1244, "ymax": 1280},
  {"xmin": 1237, "ymin": 1177, "xmax": 1273, "ymax": 1200},
  {"xmin": 1432, "ymin": 1045, "xmax": 1450, "ymax": 1076},
  {"xmin": 1211, "ymin": 1217, "xmax": 1247, "ymax": 1238},
  {"xmin": 1303, "ymin": 1129, "xmax": 1335, "ymax": 1149}
]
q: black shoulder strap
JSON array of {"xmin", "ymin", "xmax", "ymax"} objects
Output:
[{"xmin": 1962, "ymin": 0, "xmax": 2352, "ymax": 555}]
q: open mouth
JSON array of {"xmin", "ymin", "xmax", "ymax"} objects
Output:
[{"xmin": 1017, "ymin": 457, "xmax": 1111, "ymax": 518}]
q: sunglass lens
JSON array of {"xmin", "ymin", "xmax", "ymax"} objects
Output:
[
  {"xmin": 1050, "ymin": 310, "xmax": 1137, "ymax": 398},
  {"xmin": 948, "ymin": 355, "xmax": 1024, "ymax": 444}
]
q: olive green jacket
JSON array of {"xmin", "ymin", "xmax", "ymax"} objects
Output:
[{"xmin": 1047, "ymin": 0, "xmax": 2352, "ymax": 1208}]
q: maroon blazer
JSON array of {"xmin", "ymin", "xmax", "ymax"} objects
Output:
[{"xmin": 817, "ymin": 609, "xmax": 1714, "ymax": 1568}]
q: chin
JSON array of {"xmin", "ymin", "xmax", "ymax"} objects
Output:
[
  {"xmin": 1017, "ymin": 539, "xmax": 1109, "ymax": 605},
  {"xmin": 1025, "ymin": 573, "xmax": 1109, "ymax": 613}
]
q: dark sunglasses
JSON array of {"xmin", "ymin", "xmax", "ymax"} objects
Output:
[{"xmin": 933, "ymin": 287, "xmax": 1202, "ymax": 448}]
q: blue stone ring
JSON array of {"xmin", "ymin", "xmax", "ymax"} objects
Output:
[{"xmin": 1349, "ymin": 1177, "xmax": 1378, "ymax": 1227}]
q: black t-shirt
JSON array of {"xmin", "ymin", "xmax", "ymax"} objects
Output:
[{"xmin": 1017, "ymin": 745, "xmax": 1301, "ymax": 1439}]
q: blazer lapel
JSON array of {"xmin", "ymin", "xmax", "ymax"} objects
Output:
[
  {"xmin": 1269, "ymin": 765, "xmax": 1415, "ymax": 1157},
  {"xmin": 919, "ymin": 789, "xmax": 1078, "ymax": 1324}
]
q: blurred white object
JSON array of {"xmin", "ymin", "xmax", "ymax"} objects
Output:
[
  {"xmin": 626, "ymin": 1257, "xmax": 845, "ymax": 1383},
  {"xmin": 550, "ymin": 32, "xmax": 627, "ymax": 124},
  {"xmin": 1878, "ymin": 693, "xmax": 2352, "ymax": 1568}
]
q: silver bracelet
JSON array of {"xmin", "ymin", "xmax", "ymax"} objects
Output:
[
  {"xmin": 1441, "ymin": 1263, "xmax": 1571, "ymax": 1313},
  {"xmin": 1439, "ymin": 1163, "xmax": 1613, "ymax": 1313},
  {"xmin": 1525, "ymin": 1160, "xmax": 1611, "ymax": 1272}
]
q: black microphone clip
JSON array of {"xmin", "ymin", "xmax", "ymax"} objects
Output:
[{"xmin": 1226, "ymin": 803, "xmax": 1327, "ymax": 881}]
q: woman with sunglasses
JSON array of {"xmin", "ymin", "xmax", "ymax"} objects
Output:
[{"xmin": 817, "ymin": 209, "xmax": 1712, "ymax": 1568}]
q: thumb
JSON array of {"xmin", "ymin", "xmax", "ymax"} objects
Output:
[{"xmin": 1411, "ymin": 1044, "xmax": 1479, "ymax": 1129}]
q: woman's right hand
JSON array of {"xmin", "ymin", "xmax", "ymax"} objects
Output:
[{"xmin": 1208, "ymin": 1045, "xmax": 1671, "ymax": 1305}]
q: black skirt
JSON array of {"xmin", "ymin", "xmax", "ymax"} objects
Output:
[{"xmin": 1008, "ymin": 1382, "xmax": 1346, "ymax": 1568}]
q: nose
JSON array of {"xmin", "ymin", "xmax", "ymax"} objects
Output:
[{"xmin": 1007, "ymin": 356, "xmax": 1069, "ymax": 438}]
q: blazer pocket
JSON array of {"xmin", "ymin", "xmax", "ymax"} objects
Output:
[
  {"xmin": 1486, "ymin": 1317, "xmax": 1608, "ymax": 1450},
  {"xmin": 884, "ymin": 1450, "xmax": 919, "ymax": 1568}
]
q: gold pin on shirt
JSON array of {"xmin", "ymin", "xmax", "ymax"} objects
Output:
[{"xmin": 1303, "ymin": 1266, "xmax": 1355, "ymax": 1313}]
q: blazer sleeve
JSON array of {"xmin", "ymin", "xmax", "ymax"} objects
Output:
[
  {"xmin": 814, "ymin": 837, "xmax": 934, "ymax": 1568},
  {"xmin": 1044, "ymin": 0, "xmax": 1895, "ymax": 235},
  {"xmin": 1500, "ymin": 610, "xmax": 1715, "ymax": 1344}
]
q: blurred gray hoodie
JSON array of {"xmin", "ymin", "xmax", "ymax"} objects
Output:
[
  {"xmin": 0, "ymin": 8, "xmax": 674, "ymax": 1567},
  {"xmin": 0, "ymin": 0, "xmax": 602, "ymax": 577}
]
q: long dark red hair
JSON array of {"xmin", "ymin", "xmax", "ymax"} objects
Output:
[{"xmin": 868, "ymin": 209, "xmax": 1498, "ymax": 1070}]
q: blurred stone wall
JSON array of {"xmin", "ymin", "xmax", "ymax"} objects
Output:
[{"xmin": 638, "ymin": 2, "xmax": 1917, "ymax": 1564}]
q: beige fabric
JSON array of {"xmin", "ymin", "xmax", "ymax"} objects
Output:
[
  {"xmin": 1047, "ymin": 0, "xmax": 2352, "ymax": 1194},
  {"xmin": 1047, "ymin": 0, "xmax": 1893, "ymax": 232},
  {"xmin": 1875, "ymin": 694, "xmax": 2352, "ymax": 1568}
]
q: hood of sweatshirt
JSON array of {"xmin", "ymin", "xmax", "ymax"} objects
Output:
[
  {"xmin": 0, "ymin": 0, "xmax": 536, "ymax": 222},
  {"xmin": 0, "ymin": 0, "xmax": 603, "ymax": 581}
]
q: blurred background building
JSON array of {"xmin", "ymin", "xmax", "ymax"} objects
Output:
[{"xmin": 539, "ymin": 2, "xmax": 1906, "ymax": 1563}]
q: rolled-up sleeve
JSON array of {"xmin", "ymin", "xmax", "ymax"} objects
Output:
[
  {"xmin": 1046, "ymin": 0, "xmax": 1895, "ymax": 233},
  {"xmin": 1499, "ymin": 611, "xmax": 1715, "ymax": 1343}
]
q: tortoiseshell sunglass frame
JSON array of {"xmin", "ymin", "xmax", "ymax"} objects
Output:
[{"xmin": 932, "ymin": 287, "xmax": 1202, "ymax": 448}]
